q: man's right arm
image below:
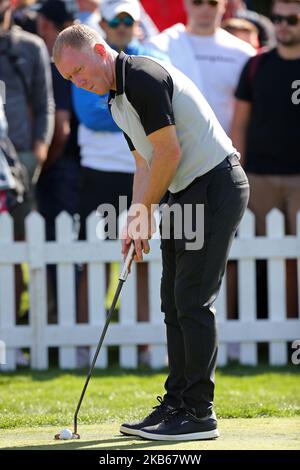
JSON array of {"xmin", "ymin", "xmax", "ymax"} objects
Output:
[
  {"xmin": 231, "ymin": 58, "xmax": 254, "ymax": 166},
  {"xmin": 131, "ymin": 150, "xmax": 150, "ymax": 205},
  {"xmin": 122, "ymin": 150, "xmax": 151, "ymax": 260},
  {"xmin": 231, "ymin": 99, "xmax": 252, "ymax": 166}
]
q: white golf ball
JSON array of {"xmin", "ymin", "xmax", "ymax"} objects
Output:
[{"xmin": 59, "ymin": 428, "xmax": 73, "ymax": 440}]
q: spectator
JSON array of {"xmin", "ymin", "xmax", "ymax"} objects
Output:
[
  {"xmin": 0, "ymin": 94, "xmax": 11, "ymax": 213},
  {"xmin": 34, "ymin": 0, "xmax": 80, "ymax": 325},
  {"xmin": 149, "ymin": 0, "xmax": 255, "ymax": 349},
  {"xmin": 224, "ymin": 0, "xmax": 277, "ymax": 47},
  {"xmin": 223, "ymin": 0, "xmax": 246, "ymax": 18},
  {"xmin": 35, "ymin": 0, "xmax": 80, "ymax": 242},
  {"xmin": 0, "ymin": 0, "xmax": 54, "ymax": 238},
  {"xmin": 73, "ymin": 0, "xmax": 167, "ymax": 364},
  {"xmin": 149, "ymin": 0, "xmax": 255, "ymax": 135},
  {"xmin": 0, "ymin": 93, "xmax": 7, "ymax": 140},
  {"xmin": 222, "ymin": 17, "xmax": 260, "ymax": 48},
  {"xmin": 101, "ymin": 0, "xmax": 160, "ymax": 41},
  {"xmin": 76, "ymin": 0, "xmax": 103, "ymax": 34},
  {"xmin": 12, "ymin": 0, "xmax": 38, "ymax": 34},
  {"xmin": 0, "ymin": 92, "xmax": 28, "ymax": 216},
  {"xmin": 231, "ymin": 0, "xmax": 300, "ymax": 317},
  {"xmin": 0, "ymin": 0, "xmax": 54, "ymax": 317}
]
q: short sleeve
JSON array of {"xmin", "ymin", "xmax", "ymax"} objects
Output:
[
  {"xmin": 125, "ymin": 61, "xmax": 175, "ymax": 135},
  {"xmin": 235, "ymin": 58, "xmax": 253, "ymax": 102}
]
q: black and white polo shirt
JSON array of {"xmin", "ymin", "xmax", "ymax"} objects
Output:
[{"xmin": 109, "ymin": 51, "xmax": 235, "ymax": 193}]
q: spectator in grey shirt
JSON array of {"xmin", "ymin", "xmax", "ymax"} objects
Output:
[
  {"xmin": 0, "ymin": 0, "xmax": 54, "ymax": 327},
  {"xmin": 0, "ymin": 0, "xmax": 54, "ymax": 238}
]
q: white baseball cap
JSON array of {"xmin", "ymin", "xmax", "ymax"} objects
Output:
[{"xmin": 101, "ymin": 0, "xmax": 141, "ymax": 22}]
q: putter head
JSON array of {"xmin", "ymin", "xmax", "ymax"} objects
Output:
[{"xmin": 54, "ymin": 432, "xmax": 80, "ymax": 440}]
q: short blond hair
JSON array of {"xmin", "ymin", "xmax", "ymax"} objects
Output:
[{"xmin": 53, "ymin": 23, "xmax": 104, "ymax": 64}]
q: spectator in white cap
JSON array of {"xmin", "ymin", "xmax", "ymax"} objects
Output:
[
  {"xmin": 101, "ymin": 0, "xmax": 159, "ymax": 41},
  {"xmin": 101, "ymin": 0, "xmax": 141, "ymax": 23},
  {"xmin": 100, "ymin": 0, "xmax": 141, "ymax": 49}
]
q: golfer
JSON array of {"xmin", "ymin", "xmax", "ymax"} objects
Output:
[{"xmin": 53, "ymin": 23, "xmax": 249, "ymax": 441}]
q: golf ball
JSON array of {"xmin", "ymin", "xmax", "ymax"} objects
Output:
[{"xmin": 59, "ymin": 428, "xmax": 73, "ymax": 440}]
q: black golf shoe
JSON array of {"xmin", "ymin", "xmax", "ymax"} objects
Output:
[
  {"xmin": 120, "ymin": 396, "xmax": 176, "ymax": 437},
  {"xmin": 138, "ymin": 408, "xmax": 219, "ymax": 441}
]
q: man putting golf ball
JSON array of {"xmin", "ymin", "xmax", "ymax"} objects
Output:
[{"xmin": 53, "ymin": 21, "xmax": 249, "ymax": 441}]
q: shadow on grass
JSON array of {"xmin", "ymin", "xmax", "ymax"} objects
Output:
[
  {"xmin": 0, "ymin": 364, "xmax": 298, "ymax": 382},
  {"xmin": 0, "ymin": 366, "xmax": 167, "ymax": 382},
  {"xmin": 218, "ymin": 363, "xmax": 300, "ymax": 377},
  {"xmin": 2, "ymin": 435, "xmax": 182, "ymax": 451}
]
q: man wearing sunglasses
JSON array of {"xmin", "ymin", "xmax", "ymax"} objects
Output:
[
  {"xmin": 148, "ymin": 0, "xmax": 255, "ymax": 135},
  {"xmin": 100, "ymin": 0, "xmax": 140, "ymax": 50},
  {"xmin": 231, "ymin": 0, "xmax": 300, "ymax": 317}
]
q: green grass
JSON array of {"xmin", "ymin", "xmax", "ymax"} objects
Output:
[
  {"xmin": 1, "ymin": 419, "xmax": 300, "ymax": 450},
  {"xmin": 0, "ymin": 365, "xmax": 299, "ymax": 430}
]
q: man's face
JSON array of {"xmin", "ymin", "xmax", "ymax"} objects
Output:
[
  {"xmin": 55, "ymin": 45, "xmax": 111, "ymax": 95},
  {"xmin": 101, "ymin": 12, "xmax": 136, "ymax": 49},
  {"xmin": 184, "ymin": 0, "xmax": 227, "ymax": 30},
  {"xmin": 272, "ymin": 1, "xmax": 300, "ymax": 46}
]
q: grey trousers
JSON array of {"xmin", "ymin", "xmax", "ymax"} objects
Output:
[{"xmin": 160, "ymin": 154, "xmax": 250, "ymax": 416}]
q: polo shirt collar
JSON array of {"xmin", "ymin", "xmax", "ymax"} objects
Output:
[{"xmin": 115, "ymin": 50, "xmax": 128, "ymax": 96}]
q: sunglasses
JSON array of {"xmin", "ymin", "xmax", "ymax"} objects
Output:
[
  {"xmin": 106, "ymin": 15, "xmax": 135, "ymax": 28},
  {"xmin": 192, "ymin": 0, "xmax": 220, "ymax": 7},
  {"xmin": 271, "ymin": 14, "xmax": 300, "ymax": 26}
]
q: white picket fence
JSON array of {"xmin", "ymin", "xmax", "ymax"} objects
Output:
[{"xmin": 0, "ymin": 209, "xmax": 299, "ymax": 371}]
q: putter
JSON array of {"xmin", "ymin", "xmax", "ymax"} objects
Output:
[{"xmin": 54, "ymin": 242, "xmax": 135, "ymax": 440}]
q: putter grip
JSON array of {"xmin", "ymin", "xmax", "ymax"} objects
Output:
[{"xmin": 119, "ymin": 243, "xmax": 135, "ymax": 281}]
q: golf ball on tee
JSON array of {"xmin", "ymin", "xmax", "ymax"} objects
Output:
[{"xmin": 59, "ymin": 428, "xmax": 73, "ymax": 440}]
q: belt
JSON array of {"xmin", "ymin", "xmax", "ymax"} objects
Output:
[
  {"xmin": 214, "ymin": 152, "xmax": 241, "ymax": 170},
  {"xmin": 170, "ymin": 152, "xmax": 241, "ymax": 198}
]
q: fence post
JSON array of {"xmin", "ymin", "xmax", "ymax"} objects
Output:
[
  {"xmin": 56, "ymin": 212, "xmax": 77, "ymax": 368},
  {"xmin": 238, "ymin": 210, "xmax": 257, "ymax": 365},
  {"xmin": 26, "ymin": 212, "xmax": 48, "ymax": 369},
  {"xmin": 0, "ymin": 213, "xmax": 16, "ymax": 370},
  {"xmin": 87, "ymin": 212, "xmax": 107, "ymax": 368},
  {"xmin": 267, "ymin": 209, "xmax": 287, "ymax": 365}
]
